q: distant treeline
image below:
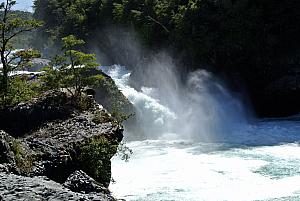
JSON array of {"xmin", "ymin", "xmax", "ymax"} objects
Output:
[
  {"xmin": 0, "ymin": 10, "xmax": 33, "ymax": 48},
  {"xmin": 33, "ymin": 0, "xmax": 300, "ymax": 116}
]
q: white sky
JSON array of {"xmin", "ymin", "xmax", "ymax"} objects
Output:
[{"xmin": 6, "ymin": 0, "xmax": 33, "ymax": 12}]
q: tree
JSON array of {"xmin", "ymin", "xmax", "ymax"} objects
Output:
[
  {"xmin": 0, "ymin": 0, "xmax": 43, "ymax": 98},
  {"xmin": 43, "ymin": 35, "xmax": 102, "ymax": 101}
]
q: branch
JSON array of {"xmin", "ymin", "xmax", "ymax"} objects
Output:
[
  {"xmin": 65, "ymin": 87, "xmax": 74, "ymax": 98},
  {"xmin": 4, "ymin": 48, "xmax": 11, "ymax": 61},
  {"xmin": 3, "ymin": 48, "xmax": 10, "ymax": 64},
  {"xmin": 7, "ymin": 56, "xmax": 15, "ymax": 65},
  {"xmin": 1, "ymin": 0, "xmax": 9, "ymax": 53},
  {"xmin": 14, "ymin": 57, "xmax": 24, "ymax": 70},
  {"xmin": 147, "ymin": 15, "xmax": 170, "ymax": 33},
  {"xmin": 5, "ymin": 27, "xmax": 36, "ymax": 43}
]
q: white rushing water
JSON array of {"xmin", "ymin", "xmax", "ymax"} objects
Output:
[{"xmin": 101, "ymin": 65, "xmax": 300, "ymax": 201}]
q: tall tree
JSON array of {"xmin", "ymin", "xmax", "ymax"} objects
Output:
[
  {"xmin": 43, "ymin": 35, "xmax": 102, "ymax": 101},
  {"xmin": 0, "ymin": 0, "xmax": 43, "ymax": 97}
]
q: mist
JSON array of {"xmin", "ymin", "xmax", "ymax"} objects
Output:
[{"xmin": 96, "ymin": 27, "xmax": 251, "ymax": 142}]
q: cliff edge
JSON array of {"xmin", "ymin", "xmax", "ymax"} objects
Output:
[{"xmin": 0, "ymin": 91, "xmax": 123, "ymax": 200}]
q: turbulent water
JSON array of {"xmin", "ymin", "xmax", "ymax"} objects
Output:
[{"xmin": 101, "ymin": 65, "xmax": 300, "ymax": 201}]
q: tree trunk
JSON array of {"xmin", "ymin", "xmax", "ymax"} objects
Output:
[{"xmin": 0, "ymin": 50, "xmax": 8, "ymax": 96}]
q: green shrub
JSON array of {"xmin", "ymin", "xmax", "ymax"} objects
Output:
[
  {"xmin": 78, "ymin": 137, "xmax": 118, "ymax": 187},
  {"xmin": 0, "ymin": 77, "xmax": 41, "ymax": 108},
  {"xmin": 41, "ymin": 35, "xmax": 101, "ymax": 101},
  {"xmin": 116, "ymin": 142, "xmax": 133, "ymax": 162},
  {"xmin": 11, "ymin": 140, "xmax": 35, "ymax": 174},
  {"xmin": 92, "ymin": 110, "xmax": 113, "ymax": 124},
  {"xmin": 78, "ymin": 136, "xmax": 132, "ymax": 187}
]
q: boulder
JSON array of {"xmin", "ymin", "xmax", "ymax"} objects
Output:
[
  {"xmin": 22, "ymin": 107, "xmax": 123, "ymax": 185},
  {"xmin": 63, "ymin": 170, "xmax": 110, "ymax": 194},
  {"xmin": 0, "ymin": 91, "xmax": 75, "ymax": 137},
  {"xmin": 0, "ymin": 173, "xmax": 115, "ymax": 201}
]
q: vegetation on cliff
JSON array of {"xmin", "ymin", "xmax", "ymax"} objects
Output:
[
  {"xmin": 0, "ymin": 1, "xmax": 134, "ymax": 120},
  {"xmin": 0, "ymin": 2, "xmax": 132, "ymax": 199},
  {"xmin": 0, "ymin": 0, "xmax": 42, "ymax": 106},
  {"xmin": 0, "ymin": 10, "xmax": 34, "ymax": 48},
  {"xmin": 42, "ymin": 35, "xmax": 102, "ymax": 103}
]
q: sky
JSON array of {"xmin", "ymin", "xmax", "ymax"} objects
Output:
[{"xmin": 9, "ymin": 0, "xmax": 33, "ymax": 12}]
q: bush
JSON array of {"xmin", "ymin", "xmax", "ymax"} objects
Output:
[
  {"xmin": 41, "ymin": 35, "xmax": 101, "ymax": 102},
  {"xmin": 0, "ymin": 77, "xmax": 41, "ymax": 108},
  {"xmin": 92, "ymin": 110, "xmax": 113, "ymax": 124},
  {"xmin": 78, "ymin": 136, "xmax": 132, "ymax": 187},
  {"xmin": 78, "ymin": 137, "xmax": 118, "ymax": 187},
  {"xmin": 11, "ymin": 140, "xmax": 35, "ymax": 174}
]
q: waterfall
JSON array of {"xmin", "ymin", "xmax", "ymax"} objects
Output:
[
  {"xmin": 101, "ymin": 61, "xmax": 248, "ymax": 142},
  {"xmin": 105, "ymin": 57, "xmax": 300, "ymax": 201}
]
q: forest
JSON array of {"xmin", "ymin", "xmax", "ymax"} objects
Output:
[{"xmin": 32, "ymin": 0, "xmax": 300, "ymax": 117}]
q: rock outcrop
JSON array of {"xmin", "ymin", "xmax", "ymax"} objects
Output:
[
  {"xmin": 0, "ymin": 91, "xmax": 75, "ymax": 137},
  {"xmin": 0, "ymin": 91, "xmax": 123, "ymax": 200},
  {"xmin": 63, "ymin": 170, "xmax": 110, "ymax": 194},
  {"xmin": 0, "ymin": 172, "xmax": 115, "ymax": 201}
]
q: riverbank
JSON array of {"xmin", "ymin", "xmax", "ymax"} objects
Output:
[{"xmin": 0, "ymin": 90, "xmax": 123, "ymax": 200}]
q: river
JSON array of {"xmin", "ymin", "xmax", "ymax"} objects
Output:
[{"xmin": 101, "ymin": 65, "xmax": 300, "ymax": 201}]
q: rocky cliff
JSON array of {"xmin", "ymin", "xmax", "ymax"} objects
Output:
[{"xmin": 0, "ymin": 91, "xmax": 123, "ymax": 200}]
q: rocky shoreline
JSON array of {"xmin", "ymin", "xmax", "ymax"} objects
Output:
[{"xmin": 0, "ymin": 91, "xmax": 124, "ymax": 200}]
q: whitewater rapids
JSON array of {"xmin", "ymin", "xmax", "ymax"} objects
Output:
[{"xmin": 101, "ymin": 65, "xmax": 300, "ymax": 201}]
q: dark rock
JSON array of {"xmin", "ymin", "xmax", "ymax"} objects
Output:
[
  {"xmin": 84, "ymin": 88, "xmax": 96, "ymax": 98},
  {"xmin": 92, "ymin": 68, "xmax": 134, "ymax": 114},
  {"xmin": 0, "ymin": 92, "xmax": 122, "ymax": 200},
  {"xmin": 63, "ymin": 170, "xmax": 110, "ymax": 194},
  {"xmin": 0, "ymin": 91, "xmax": 75, "ymax": 137},
  {"xmin": 22, "ymin": 106, "xmax": 123, "ymax": 184},
  {"xmin": 0, "ymin": 131, "xmax": 15, "ymax": 164}
]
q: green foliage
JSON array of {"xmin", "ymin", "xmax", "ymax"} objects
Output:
[
  {"xmin": 14, "ymin": 49, "xmax": 41, "ymax": 69},
  {"xmin": 34, "ymin": 0, "xmax": 300, "ymax": 89},
  {"xmin": 116, "ymin": 142, "xmax": 133, "ymax": 162},
  {"xmin": 0, "ymin": 0, "xmax": 43, "ymax": 106},
  {"xmin": 78, "ymin": 137, "xmax": 118, "ymax": 186},
  {"xmin": 0, "ymin": 10, "xmax": 34, "ymax": 48},
  {"xmin": 92, "ymin": 109, "xmax": 114, "ymax": 124},
  {"xmin": 62, "ymin": 35, "xmax": 85, "ymax": 49},
  {"xmin": 42, "ymin": 35, "xmax": 101, "ymax": 102},
  {"xmin": 0, "ymin": 76, "xmax": 41, "ymax": 108},
  {"xmin": 74, "ymin": 94, "xmax": 95, "ymax": 111},
  {"xmin": 11, "ymin": 139, "xmax": 35, "ymax": 173},
  {"xmin": 78, "ymin": 136, "xmax": 132, "ymax": 186}
]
